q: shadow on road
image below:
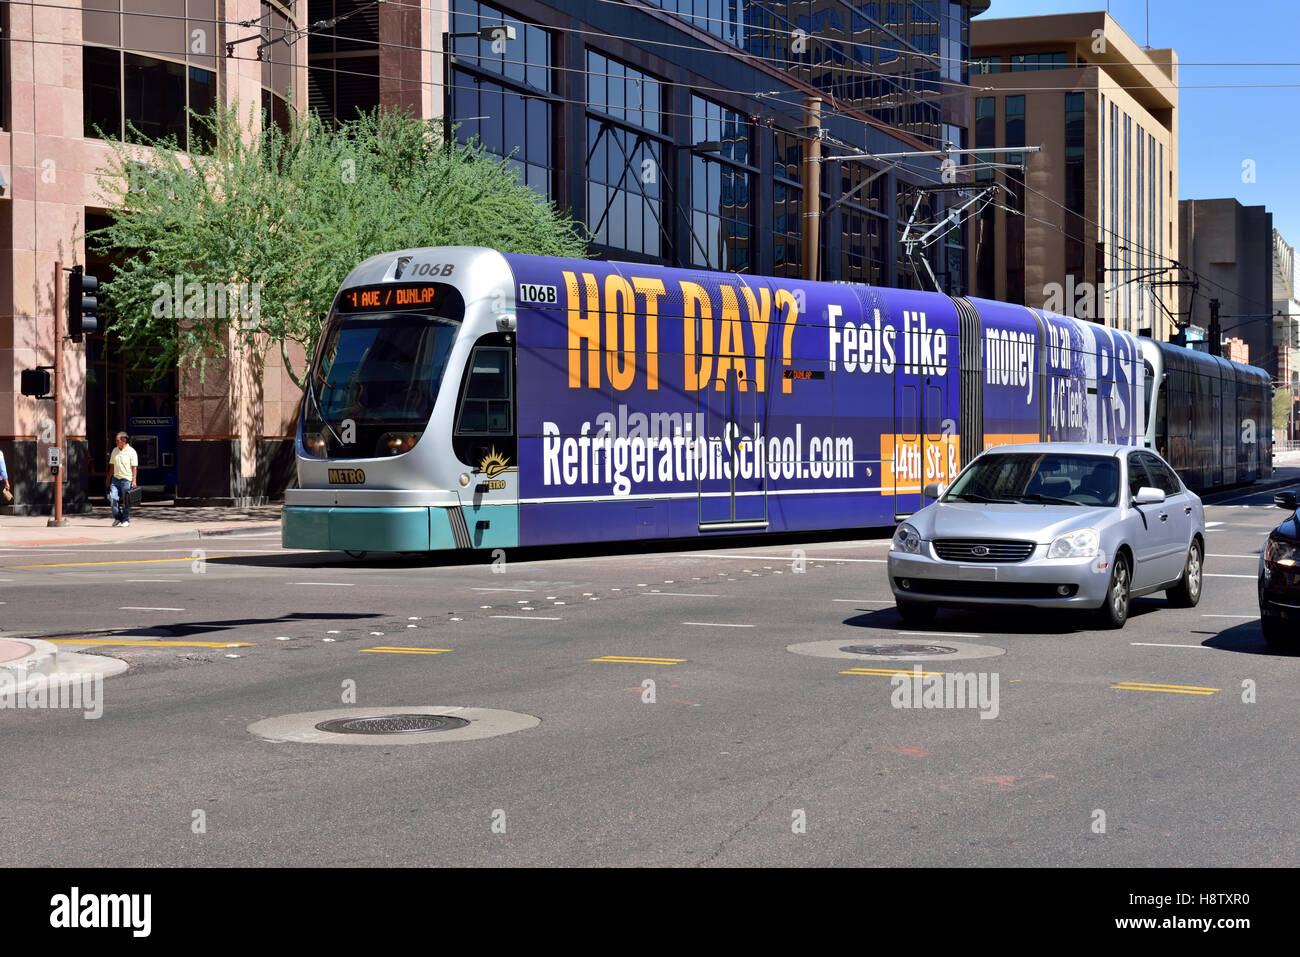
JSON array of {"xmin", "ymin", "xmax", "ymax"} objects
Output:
[
  {"xmin": 208, "ymin": 526, "xmax": 895, "ymax": 570},
  {"xmin": 99, "ymin": 611, "xmax": 381, "ymax": 640},
  {"xmin": 1194, "ymin": 620, "xmax": 1298, "ymax": 658},
  {"xmin": 841, "ymin": 595, "xmax": 1170, "ymax": 636}
]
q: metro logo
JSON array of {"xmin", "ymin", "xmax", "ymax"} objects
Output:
[{"xmin": 328, "ymin": 468, "xmax": 366, "ymax": 484}]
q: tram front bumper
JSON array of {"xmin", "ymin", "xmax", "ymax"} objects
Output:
[{"xmin": 282, "ymin": 506, "xmax": 458, "ymax": 552}]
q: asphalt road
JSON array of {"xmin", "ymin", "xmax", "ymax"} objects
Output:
[{"xmin": 1, "ymin": 484, "xmax": 1296, "ymax": 867}]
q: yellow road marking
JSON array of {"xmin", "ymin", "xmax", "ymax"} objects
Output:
[
  {"xmin": 361, "ymin": 647, "xmax": 452, "ymax": 655},
  {"xmin": 841, "ymin": 667, "xmax": 946, "ymax": 677},
  {"xmin": 45, "ymin": 639, "xmax": 253, "ymax": 648},
  {"xmin": 589, "ymin": 655, "xmax": 686, "ymax": 664},
  {"xmin": 1111, "ymin": 681, "xmax": 1219, "ymax": 695},
  {"xmin": 3, "ymin": 556, "xmax": 236, "ymax": 569}
]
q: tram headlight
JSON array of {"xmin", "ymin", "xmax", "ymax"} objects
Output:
[
  {"xmin": 303, "ymin": 433, "xmax": 328, "ymax": 458},
  {"xmin": 379, "ymin": 432, "xmax": 420, "ymax": 455}
]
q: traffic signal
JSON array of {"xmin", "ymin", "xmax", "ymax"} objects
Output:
[
  {"xmin": 21, "ymin": 368, "xmax": 53, "ymax": 397},
  {"xmin": 68, "ymin": 265, "xmax": 99, "ymax": 342}
]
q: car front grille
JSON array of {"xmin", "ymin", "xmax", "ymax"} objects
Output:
[{"xmin": 933, "ymin": 539, "xmax": 1035, "ymax": 563}]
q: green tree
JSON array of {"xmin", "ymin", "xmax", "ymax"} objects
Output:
[
  {"xmin": 1274, "ymin": 386, "xmax": 1294, "ymax": 432},
  {"xmin": 89, "ymin": 105, "xmax": 588, "ymax": 387}
]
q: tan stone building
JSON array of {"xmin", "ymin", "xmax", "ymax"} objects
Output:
[
  {"xmin": 2, "ymin": 0, "xmax": 306, "ymax": 509},
  {"xmin": 968, "ymin": 10, "xmax": 1178, "ymax": 340}
]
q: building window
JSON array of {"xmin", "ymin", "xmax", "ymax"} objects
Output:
[
  {"xmin": 586, "ymin": 52, "xmax": 665, "ymax": 258},
  {"xmin": 83, "ymin": 48, "xmax": 216, "ymax": 153},
  {"xmin": 1064, "ymin": 92, "xmax": 1085, "ymax": 291},
  {"xmin": 689, "ymin": 97, "xmax": 753, "ymax": 271},
  {"xmin": 1010, "ymin": 52, "xmax": 1068, "ymax": 71},
  {"xmin": 1005, "ymin": 95, "xmax": 1025, "ymax": 305},
  {"xmin": 308, "ymin": 0, "xmax": 381, "ymax": 124},
  {"xmin": 448, "ymin": 2, "xmax": 553, "ymax": 197},
  {"xmin": 971, "ymin": 56, "xmax": 1000, "ymax": 75},
  {"xmin": 772, "ymin": 130, "xmax": 803, "ymax": 278},
  {"xmin": 838, "ymin": 162, "xmax": 888, "ymax": 285}
]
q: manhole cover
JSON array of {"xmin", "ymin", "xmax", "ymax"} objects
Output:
[
  {"xmin": 314, "ymin": 714, "xmax": 470, "ymax": 735},
  {"xmin": 840, "ymin": 644, "xmax": 959, "ymax": 657}
]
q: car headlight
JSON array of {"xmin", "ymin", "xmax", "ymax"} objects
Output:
[
  {"xmin": 1264, "ymin": 538, "xmax": 1299, "ymax": 567},
  {"xmin": 1048, "ymin": 528, "xmax": 1100, "ymax": 559},
  {"xmin": 892, "ymin": 522, "xmax": 922, "ymax": 554}
]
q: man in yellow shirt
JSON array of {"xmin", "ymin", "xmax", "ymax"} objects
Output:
[{"xmin": 107, "ymin": 432, "xmax": 138, "ymax": 527}]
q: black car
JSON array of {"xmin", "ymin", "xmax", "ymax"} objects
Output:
[{"xmin": 1259, "ymin": 491, "xmax": 1300, "ymax": 645}]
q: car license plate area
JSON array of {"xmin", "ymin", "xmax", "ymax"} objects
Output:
[{"xmin": 957, "ymin": 565, "xmax": 997, "ymax": 581}]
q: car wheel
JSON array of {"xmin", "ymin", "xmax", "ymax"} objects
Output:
[
  {"xmin": 1260, "ymin": 614, "xmax": 1288, "ymax": 647},
  {"xmin": 1166, "ymin": 539, "xmax": 1203, "ymax": 607},
  {"xmin": 1095, "ymin": 554, "xmax": 1131, "ymax": 629},
  {"xmin": 896, "ymin": 600, "xmax": 938, "ymax": 628}
]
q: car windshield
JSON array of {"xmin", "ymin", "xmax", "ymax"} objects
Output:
[{"xmin": 945, "ymin": 453, "xmax": 1120, "ymax": 507}]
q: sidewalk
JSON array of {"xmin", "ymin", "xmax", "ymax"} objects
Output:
[{"xmin": 0, "ymin": 503, "xmax": 282, "ymax": 547}]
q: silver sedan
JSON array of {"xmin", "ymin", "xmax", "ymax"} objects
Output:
[{"xmin": 887, "ymin": 443, "xmax": 1205, "ymax": 629}]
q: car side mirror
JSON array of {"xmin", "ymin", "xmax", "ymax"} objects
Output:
[
  {"xmin": 1133, "ymin": 486, "xmax": 1165, "ymax": 506},
  {"xmin": 923, "ymin": 482, "xmax": 947, "ymax": 500},
  {"xmin": 1276, "ymin": 491, "xmax": 1298, "ymax": 511}
]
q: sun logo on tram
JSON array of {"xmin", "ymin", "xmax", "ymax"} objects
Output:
[{"xmin": 478, "ymin": 447, "xmax": 511, "ymax": 478}]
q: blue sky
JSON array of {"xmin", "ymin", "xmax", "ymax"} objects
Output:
[{"xmin": 978, "ymin": 0, "xmax": 1300, "ymax": 245}]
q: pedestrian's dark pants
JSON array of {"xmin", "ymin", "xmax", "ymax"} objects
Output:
[{"xmin": 111, "ymin": 477, "xmax": 131, "ymax": 522}]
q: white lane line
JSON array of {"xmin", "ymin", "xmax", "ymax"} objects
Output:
[
  {"xmin": 644, "ymin": 592, "xmax": 721, "ymax": 597},
  {"xmin": 1208, "ymin": 553, "xmax": 1258, "ymax": 558},
  {"xmin": 471, "ymin": 587, "xmax": 536, "ymax": 592},
  {"xmin": 1205, "ymin": 574, "xmax": 1256, "ymax": 579},
  {"xmin": 1210, "ymin": 483, "xmax": 1300, "ymax": 505},
  {"xmin": 293, "ymin": 582, "xmax": 355, "ymax": 586},
  {"xmin": 833, "ymin": 599, "xmax": 895, "ymax": 603},
  {"xmin": 675, "ymin": 553, "xmax": 886, "ymax": 563},
  {"xmin": 119, "ymin": 606, "xmax": 184, "ymax": 611},
  {"xmin": 1202, "ymin": 614, "xmax": 1258, "ymax": 619},
  {"xmin": 489, "ymin": 614, "xmax": 561, "ymax": 621},
  {"xmin": 1131, "ymin": 642, "xmax": 1211, "ymax": 649},
  {"xmin": 126, "ymin": 579, "xmax": 182, "ymax": 583},
  {"xmin": 682, "ymin": 621, "xmax": 754, "ymax": 628},
  {"xmin": 899, "ymin": 631, "xmax": 983, "ymax": 638},
  {"xmin": 1205, "ymin": 522, "xmax": 1224, "ymax": 528}
]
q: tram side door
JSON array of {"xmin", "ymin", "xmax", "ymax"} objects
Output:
[
  {"xmin": 892, "ymin": 375, "xmax": 947, "ymax": 521},
  {"xmin": 698, "ymin": 370, "xmax": 768, "ymax": 528}
]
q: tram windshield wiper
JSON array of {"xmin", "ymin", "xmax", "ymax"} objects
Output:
[{"xmin": 1019, "ymin": 493, "xmax": 1083, "ymax": 506}]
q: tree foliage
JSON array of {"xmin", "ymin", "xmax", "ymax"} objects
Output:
[
  {"xmin": 89, "ymin": 105, "xmax": 588, "ymax": 386},
  {"xmin": 1274, "ymin": 386, "xmax": 1294, "ymax": 431}
]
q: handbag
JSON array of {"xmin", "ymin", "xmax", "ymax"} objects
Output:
[
  {"xmin": 1, "ymin": 487, "xmax": 12, "ymax": 504},
  {"xmin": 128, "ymin": 486, "xmax": 144, "ymax": 507}
]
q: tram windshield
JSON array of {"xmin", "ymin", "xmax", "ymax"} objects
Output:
[{"xmin": 302, "ymin": 303, "xmax": 462, "ymax": 460}]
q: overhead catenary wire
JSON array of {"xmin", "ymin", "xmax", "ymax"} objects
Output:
[{"xmin": 6, "ymin": 0, "xmax": 1285, "ymax": 314}]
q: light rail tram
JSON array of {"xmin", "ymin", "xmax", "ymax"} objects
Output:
[{"xmin": 283, "ymin": 247, "xmax": 1272, "ymax": 554}]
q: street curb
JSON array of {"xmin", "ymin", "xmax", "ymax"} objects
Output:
[
  {"xmin": 1202, "ymin": 470, "xmax": 1300, "ymax": 505},
  {"xmin": 196, "ymin": 522, "xmax": 281, "ymax": 538},
  {"xmin": 0, "ymin": 638, "xmax": 59, "ymax": 689}
]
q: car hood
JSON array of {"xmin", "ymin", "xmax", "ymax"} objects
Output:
[
  {"xmin": 909, "ymin": 502, "xmax": 1113, "ymax": 544},
  {"xmin": 1273, "ymin": 513, "xmax": 1299, "ymax": 543}
]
